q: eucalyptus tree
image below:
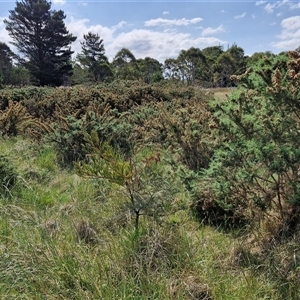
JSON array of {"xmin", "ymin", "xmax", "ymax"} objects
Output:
[
  {"xmin": 227, "ymin": 44, "xmax": 246, "ymax": 75},
  {"xmin": 69, "ymin": 62, "xmax": 89, "ymax": 85},
  {"xmin": 176, "ymin": 47, "xmax": 206, "ymax": 85},
  {"xmin": 4, "ymin": 0, "xmax": 76, "ymax": 86},
  {"xmin": 163, "ymin": 58, "xmax": 180, "ymax": 81},
  {"xmin": 137, "ymin": 57, "xmax": 163, "ymax": 83},
  {"xmin": 112, "ymin": 48, "xmax": 140, "ymax": 80},
  {"xmin": 9, "ymin": 65, "xmax": 31, "ymax": 86},
  {"xmin": 214, "ymin": 52, "xmax": 236, "ymax": 87},
  {"xmin": 201, "ymin": 45, "xmax": 224, "ymax": 87},
  {"xmin": 246, "ymin": 51, "xmax": 274, "ymax": 68}
]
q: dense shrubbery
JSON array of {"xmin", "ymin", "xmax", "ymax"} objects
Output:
[
  {"xmin": 194, "ymin": 51, "xmax": 300, "ymax": 235},
  {"xmin": 0, "ymin": 81, "xmax": 213, "ymax": 171},
  {"xmin": 2, "ymin": 53, "xmax": 300, "ymax": 298},
  {"xmin": 2, "ymin": 54, "xmax": 300, "ymax": 235}
]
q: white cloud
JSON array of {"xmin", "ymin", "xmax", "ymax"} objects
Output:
[
  {"xmin": 263, "ymin": 1, "xmax": 291, "ymax": 13},
  {"xmin": 66, "ymin": 17, "xmax": 226, "ymax": 62},
  {"xmin": 163, "ymin": 11, "xmax": 169, "ymax": 15},
  {"xmin": 255, "ymin": 1, "xmax": 267, "ymax": 5},
  {"xmin": 281, "ymin": 15, "xmax": 300, "ymax": 32},
  {"xmin": 272, "ymin": 38, "xmax": 300, "ymax": 49},
  {"xmin": 106, "ymin": 28, "xmax": 226, "ymax": 62},
  {"xmin": 252, "ymin": 14, "xmax": 256, "ymax": 19},
  {"xmin": 1, "ymin": 14, "xmax": 226, "ymax": 64},
  {"xmin": 201, "ymin": 25, "xmax": 225, "ymax": 36},
  {"xmin": 290, "ymin": 3, "xmax": 300, "ymax": 10},
  {"xmin": 264, "ymin": 3, "xmax": 277, "ymax": 13},
  {"xmin": 144, "ymin": 17, "xmax": 202, "ymax": 27},
  {"xmin": 52, "ymin": 0, "xmax": 66, "ymax": 5},
  {"xmin": 271, "ymin": 16, "xmax": 300, "ymax": 50},
  {"xmin": 234, "ymin": 12, "xmax": 246, "ymax": 19},
  {"xmin": 112, "ymin": 21, "xmax": 127, "ymax": 31},
  {"xmin": 278, "ymin": 0, "xmax": 290, "ymax": 7}
]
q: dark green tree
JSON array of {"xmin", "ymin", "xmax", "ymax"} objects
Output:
[
  {"xmin": 177, "ymin": 47, "xmax": 206, "ymax": 85},
  {"xmin": 246, "ymin": 51, "xmax": 274, "ymax": 68},
  {"xmin": 201, "ymin": 45, "xmax": 224, "ymax": 87},
  {"xmin": 227, "ymin": 44, "xmax": 246, "ymax": 75},
  {"xmin": 0, "ymin": 42, "xmax": 15, "ymax": 86},
  {"xmin": 77, "ymin": 32, "xmax": 113, "ymax": 82},
  {"xmin": 112, "ymin": 48, "xmax": 140, "ymax": 80},
  {"xmin": 214, "ymin": 52, "xmax": 235, "ymax": 87},
  {"xmin": 10, "ymin": 65, "xmax": 31, "ymax": 86},
  {"xmin": 137, "ymin": 57, "xmax": 163, "ymax": 83},
  {"xmin": 202, "ymin": 45, "xmax": 224, "ymax": 63},
  {"xmin": 4, "ymin": 0, "xmax": 76, "ymax": 86},
  {"xmin": 69, "ymin": 62, "xmax": 89, "ymax": 85}
]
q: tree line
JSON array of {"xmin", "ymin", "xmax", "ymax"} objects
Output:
[{"xmin": 0, "ymin": 0, "xmax": 290, "ymax": 88}]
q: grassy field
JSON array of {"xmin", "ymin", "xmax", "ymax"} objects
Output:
[
  {"xmin": 211, "ymin": 87, "xmax": 234, "ymax": 100},
  {"xmin": 0, "ymin": 137, "xmax": 286, "ymax": 299}
]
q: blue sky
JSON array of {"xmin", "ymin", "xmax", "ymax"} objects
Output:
[{"xmin": 1, "ymin": 0, "xmax": 300, "ymax": 62}]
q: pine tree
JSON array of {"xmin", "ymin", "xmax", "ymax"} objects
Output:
[
  {"xmin": 4, "ymin": 0, "xmax": 76, "ymax": 86},
  {"xmin": 77, "ymin": 32, "xmax": 113, "ymax": 82},
  {"xmin": 0, "ymin": 42, "xmax": 15, "ymax": 86}
]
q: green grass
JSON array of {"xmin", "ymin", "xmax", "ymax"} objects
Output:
[{"xmin": 0, "ymin": 137, "xmax": 292, "ymax": 299}]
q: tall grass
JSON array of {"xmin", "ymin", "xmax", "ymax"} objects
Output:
[{"xmin": 0, "ymin": 137, "xmax": 287, "ymax": 299}]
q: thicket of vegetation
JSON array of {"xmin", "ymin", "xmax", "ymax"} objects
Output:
[
  {"xmin": 2, "ymin": 0, "xmax": 300, "ymax": 298},
  {"xmin": 0, "ymin": 49, "xmax": 300, "ymax": 298}
]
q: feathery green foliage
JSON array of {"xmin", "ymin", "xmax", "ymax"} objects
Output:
[{"xmin": 76, "ymin": 139, "xmax": 181, "ymax": 232}]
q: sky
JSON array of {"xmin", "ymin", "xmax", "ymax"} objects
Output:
[{"xmin": 1, "ymin": 0, "xmax": 300, "ymax": 63}]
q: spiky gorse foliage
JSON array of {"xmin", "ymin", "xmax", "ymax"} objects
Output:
[
  {"xmin": 47, "ymin": 103, "xmax": 118, "ymax": 166},
  {"xmin": 0, "ymin": 100, "xmax": 50, "ymax": 138},
  {"xmin": 157, "ymin": 96, "xmax": 214, "ymax": 171},
  {"xmin": 0, "ymin": 80, "xmax": 208, "ymax": 121},
  {"xmin": 0, "ymin": 81, "xmax": 213, "ymax": 169},
  {"xmin": 196, "ymin": 51, "xmax": 300, "ymax": 233},
  {"xmin": 123, "ymin": 88, "xmax": 214, "ymax": 171}
]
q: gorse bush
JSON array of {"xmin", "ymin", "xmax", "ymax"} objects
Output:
[
  {"xmin": 1, "ymin": 81, "xmax": 213, "ymax": 168},
  {"xmin": 47, "ymin": 104, "xmax": 120, "ymax": 166},
  {"xmin": 122, "ymin": 91, "xmax": 214, "ymax": 171},
  {"xmin": 195, "ymin": 51, "xmax": 300, "ymax": 234},
  {"xmin": 47, "ymin": 107, "xmax": 136, "ymax": 167},
  {"xmin": 0, "ymin": 100, "xmax": 49, "ymax": 138},
  {"xmin": 157, "ymin": 96, "xmax": 214, "ymax": 171}
]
